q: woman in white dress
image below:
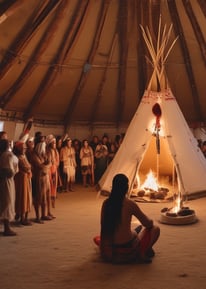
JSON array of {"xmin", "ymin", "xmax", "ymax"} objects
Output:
[
  {"xmin": 80, "ymin": 139, "xmax": 94, "ymax": 187},
  {"xmin": 60, "ymin": 138, "xmax": 76, "ymax": 191}
]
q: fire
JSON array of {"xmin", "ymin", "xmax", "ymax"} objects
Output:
[
  {"xmin": 170, "ymin": 193, "xmax": 182, "ymax": 213},
  {"xmin": 140, "ymin": 170, "xmax": 158, "ymax": 192}
]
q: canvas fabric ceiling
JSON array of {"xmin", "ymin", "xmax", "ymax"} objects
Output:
[{"xmin": 0, "ymin": 0, "xmax": 206, "ymax": 131}]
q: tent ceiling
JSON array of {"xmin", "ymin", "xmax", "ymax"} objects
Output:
[{"xmin": 0, "ymin": 0, "xmax": 206, "ymax": 131}]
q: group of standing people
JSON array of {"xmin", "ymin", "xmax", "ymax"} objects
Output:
[
  {"xmin": 0, "ymin": 130, "xmax": 124, "ymax": 236},
  {"xmin": 57, "ymin": 133, "xmax": 124, "ymax": 191},
  {"xmin": 0, "ymin": 131, "xmax": 58, "ymax": 236}
]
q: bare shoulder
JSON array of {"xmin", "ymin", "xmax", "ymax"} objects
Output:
[{"xmin": 124, "ymin": 197, "xmax": 138, "ymax": 208}]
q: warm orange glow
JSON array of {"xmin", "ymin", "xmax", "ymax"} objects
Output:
[
  {"xmin": 170, "ymin": 194, "xmax": 182, "ymax": 213},
  {"xmin": 140, "ymin": 170, "xmax": 158, "ymax": 192},
  {"xmin": 148, "ymin": 117, "xmax": 165, "ymax": 137}
]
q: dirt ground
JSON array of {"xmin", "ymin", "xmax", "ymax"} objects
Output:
[{"xmin": 1, "ymin": 184, "xmax": 206, "ymax": 289}]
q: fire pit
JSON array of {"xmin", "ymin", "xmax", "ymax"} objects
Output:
[
  {"xmin": 136, "ymin": 170, "xmax": 173, "ymax": 201},
  {"xmin": 137, "ymin": 170, "xmax": 198, "ymax": 225},
  {"xmin": 160, "ymin": 206, "xmax": 197, "ymax": 225}
]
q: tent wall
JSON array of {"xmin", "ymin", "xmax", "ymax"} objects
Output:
[
  {"xmin": 1, "ymin": 120, "xmax": 128, "ymax": 142},
  {"xmin": 99, "ymin": 89, "xmax": 206, "ymax": 197}
]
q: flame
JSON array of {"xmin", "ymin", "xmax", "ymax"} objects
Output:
[
  {"xmin": 170, "ymin": 194, "xmax": 182, "ymax": 213},
  {"xmin": 140, "ymin": 170, "xmax": 158, "ymax": 192}
]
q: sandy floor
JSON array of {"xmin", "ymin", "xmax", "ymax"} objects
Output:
[{"xmin": 1, "ymin": 184, "xmax": 206, "ymax": 289}]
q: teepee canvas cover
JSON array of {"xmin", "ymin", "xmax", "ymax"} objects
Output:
[
  {"xmin": 99, "ymin": 88, "xmax": 206, "ymax": 198},
  {"xmin": 98, "ymin": 20, "xmax": 206, "ymax": 199}
]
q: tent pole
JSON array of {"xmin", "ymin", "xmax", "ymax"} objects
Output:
[
  {"xmin": 156, "ymin": 153, "xmax": 159, "ymax": 183},
  {"xmin": 175, "ymin": 162, "xmax": 186, "ymax": 201},
  {"xmin": 155, "ymin": 129, "xmax": 160, "ymax": 184},
  {"xmin": 172, "ymin": 163, "xmax": 176, "ymax": 191}
]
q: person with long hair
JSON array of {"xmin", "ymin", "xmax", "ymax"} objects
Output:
[
  {"xmin": 80, "ymin": 139, "xmax": 94, "ymax": 187},
  {"xmin": 96, "ymin": 173, "xmax": 160, "ymax": 264},
  {"xmin": 60, "ymin": 138, "xmax": 76, "ymax": 191}
]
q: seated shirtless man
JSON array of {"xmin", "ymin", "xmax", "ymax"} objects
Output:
[{"xmin": 95, "ymin": 173, "xmax": 160, "ymax": 264}]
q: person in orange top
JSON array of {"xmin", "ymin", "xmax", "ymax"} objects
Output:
[
  {"xmin": 31, "ymin": 140, "xmax": 53, "ymax": 223},
  {"xmin": 13, "ymin": 141, "xmax": 32, "ymax": 226}
]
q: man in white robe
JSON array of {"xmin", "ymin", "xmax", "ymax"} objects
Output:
[{"xmin": 0, "ymin": 139, "xmax": 19, "ymax": 236}]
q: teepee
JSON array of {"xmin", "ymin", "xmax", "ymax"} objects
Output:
[{"xmin": 98, "ymin": 19, "xmax": 206, "ymax": 199}]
